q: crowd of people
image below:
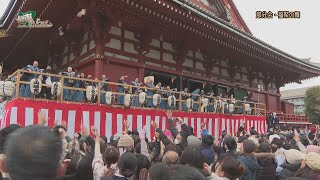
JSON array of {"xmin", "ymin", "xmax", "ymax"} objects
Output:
[
  {"xmin": 14, "ymin": 61, "xmax": 256, "ymax": 114},
  {"xmin": 0, "ymin": 110, "xmax": 319, "ymax": 180}
]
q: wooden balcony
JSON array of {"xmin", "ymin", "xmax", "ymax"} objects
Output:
[{"xmin": 5, "ymin": 69, "xmax": 267, "ymax": 116}]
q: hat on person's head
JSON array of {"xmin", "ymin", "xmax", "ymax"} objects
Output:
[
  {"xmin": 284, "ymin": 149, "xmax": 306, "ymax": 165},
  {"xmin": 187, "ymin": 135, "xmax": 201, "ymax": 148},
  {"xmin": 306, "ymin": 145, "xmax": 320, "ymax": 154},
  {"xmin": 305, "ymin": 152, "xmax": 320, "ymax": 171},
  {"xmin": 269, "ymin": 134, "xmax": 280, "ymax": 143},
  {"xmin": 310, "ymin": 127, "xmax": 316, "ymax": 134},
  {"xmin": 118, "ymin": 134, "xmax": 134, "ymax": 147},
  {"xmin": 117, "ymin": 152, "xmax": 137, "ymax": 178}
]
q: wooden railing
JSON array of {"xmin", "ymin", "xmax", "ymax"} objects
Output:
[
  {"xmin": 6, "ymin": 69, "xmax": 266, "ymax": 116},
  {"xmin": 267, "ymin": 112, "xmax": 309, "ymax": 123}
]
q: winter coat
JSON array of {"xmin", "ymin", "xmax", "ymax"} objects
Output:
[
  {"xmin": 200, "ymin": 146, "xmax": 215, "ymax": 165},
  {"xmin": 254, "ymin": 153, "xmax": 277, "ymax": 180},
  {"xmin": 238, "ymin": 155, "xmax": 258, "ymax": 180},
  {"xmin": 278, "ymin": 162, "xmax": 301, "ymax": 180}
]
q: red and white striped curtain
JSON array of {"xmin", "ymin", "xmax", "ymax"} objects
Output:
[{"xmin": 2, "ymin": 100, "xmax": 267, "ymax": 141}]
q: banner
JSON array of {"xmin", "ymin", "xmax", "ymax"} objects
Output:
[{"xmin": 4, "ymin": 100, "xmax": 266, "ymax": 141}]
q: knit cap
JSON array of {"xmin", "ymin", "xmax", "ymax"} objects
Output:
[
  {"xmin": 117, "ymin": 134, "xmax": 134, "ymax": 147},
  {"xmin": 284, "ymin": 149, "xmax": 306, "ymax": 165},
  {"xmin": 305, "ymin": 152, "xmax": 320, "ymax": 171}
]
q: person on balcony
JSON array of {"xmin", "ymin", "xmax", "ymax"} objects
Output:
[
  {"xmin": 23, "ymin": 61, "xmax": 41, "ymax": 97},
  {"xmin": 131, "ymin": 77, "xmax": 141, "ymax": 107},
  {"xmin": 117, "ymin": 75, "xmax": 127, "ymax": 105},
  {"xmin": 62, "ymin": 67, "xmax": 75, "ymax": 101},
  {"xmin": 73, "ymin": 73, "xmax": 85, "ymax": 102},
  {"xmin": 145, "ymin": 77, "xmax": 155, "ymax": 108},
  {"xmin": 42, "ymin": 65, "xmax": 52, "ymax": 99},
  {"xmin": 100, "ymin": 75, "xmax": 110, "ymax": 104},
  {"xmin": 181, "ymin": 88, "xmax": 189, "ymax": 111}
]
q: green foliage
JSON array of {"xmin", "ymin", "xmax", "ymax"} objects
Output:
[{"xmin": 305, "ymin": 87, "xmax": 320, "ymax": 124}]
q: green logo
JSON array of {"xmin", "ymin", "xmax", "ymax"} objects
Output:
[{"xmin": 16, "ymin": 10, "xmax": 52, "ymax": 28}]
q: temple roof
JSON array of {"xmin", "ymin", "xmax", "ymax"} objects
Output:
[{"xmin": 173, "ymin": 0, "xmax": 320, "ymax": 73}]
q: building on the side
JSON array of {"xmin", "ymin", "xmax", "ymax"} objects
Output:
[
  {"xmin": 280, "ymin": 86, "xmax": 319, "ymax": 115},
  {"xmin": 1, "ymin": 0, "xmax": 320, "ymax": 116}
]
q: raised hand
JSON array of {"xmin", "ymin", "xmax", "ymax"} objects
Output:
[
  {"xmin": 123, "ymin": 120, "xmax": 128, "ymax": 135},
  {"xmin": 138, "ymin": 126, "xmax": 146, "ymax": 140},
  {"xmin": 177, "ymin": 117, "xmax": 184, "ymax": 124},
  {"xmin": 38, "ymin": 110, "xmax": 47, "ymax": 126},
  {"xmin": 165, "ymin": 110, "xmax": 173, "ymax": 119},
  {"xmin": 81, "ymin": 124, "xmax": 89, "ymax": 137},
  {"xmin": 151, "ymin": 121, "xmax": 158, "ymax": 129},
  {"xmin": 91, "ymin": 126, "xmax": 100, "ymax": 142}
]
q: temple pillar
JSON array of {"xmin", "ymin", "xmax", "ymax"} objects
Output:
[{"xmin": 173, "ymin": 41, "xmax": 188, "ymax": 73}]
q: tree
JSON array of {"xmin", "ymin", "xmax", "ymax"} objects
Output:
[{"xmin": 304, "ymin": 86, "xmax": 320, "ymax": 124}]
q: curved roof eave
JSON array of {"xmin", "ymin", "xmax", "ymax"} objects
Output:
[{"xmin": 174, "ymin": 0, "xmax": 320, "ymax": 73}]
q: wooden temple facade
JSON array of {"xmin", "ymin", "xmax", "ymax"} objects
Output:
[{"xmin": 1, "ymin": 0, "xmax": 320, "ymax": 114}]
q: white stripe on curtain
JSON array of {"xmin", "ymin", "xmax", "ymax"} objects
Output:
[
  {"xmin": 127, "ymin": 114, "xmax": 133, "ymax": 131},
  {"xmin": 82, "ymin": 111, "xmax": 90, "ymax": 129},
  {"xmin": 226, "ymin": 119, "xmax": 230, "ymax": 134},
  {"xmin": 38, "ymin": 109, "xmax": 49, "ymax": 126},
  {"xmin": 184, "ymin": 117, "xmax": 188, "ymax": 126},
  {"xmin": 106, "ymin": 113, "xmax": 112, "ymax": 142},
  {"xmin": 197, "ymin": 118, "xmax": 201, "ymax": 138},
  {"xmin": 155, "ymin": 116, "xmax": 160, "ymax": 129},
  {"xmin": 55, "ymin": 110, "xmax": 62, "ymax": 125},
  {"xmin": 208, "ymin": 118, "xmax": 212, "ymax": 135},
  {"xmin": 10, "ymin": 107, "xmax": 17, "ymax": 124},
  {"xmin": 191, "ymin": 118, "xmax": 195, "ymax": 129},
  {"xmin": 94, "ymin": 112, "xmax": 101, "ymax": 135},
  {"xmin": 67, "ymin": 110, "xmax": 76, "ymax": 138},
  {"xmin": 214, "ymin": 118, "xmax": 219, "ymax": 140},
  {"xmin": 137, "ymin": 115, "xmax": 143, "ymax": 131},
  {"xmin": 117, "ymin": 114, "xmax": 123, "ymax": 135},
  {"xmin": 25, "ymin": 107, "xmax": 34, "ymax": 126},
  {"xmin": 221, "ymin": 118, "xmax": 225, "ymax": 132},
  {"xmin": 162, "ymin": 116, "xmax": 166, "ymax": 130},
  {"xmin": 231, "ymin": 119, "xmax": 235, "ymax": 136},
  {"xmin": 146, "ymin": 115, "xmax": 151, "ymax": 140}
]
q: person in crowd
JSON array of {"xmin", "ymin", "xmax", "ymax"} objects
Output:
[
  {"xmin": 148, "ymin": 162, "xmax": 170, "ymax": 180},
  {"xmin": 295, "ymin": 152, "xmax": 320, "ymax": 180},
  {"xmin": 101, "ymin": 152, "xmax": 137, "ymax": 180},
  {"xmin": 278, "ymin": 149, "xmax": 305, "ymax": 180},
  {"xmin": 100, "ymin": 75, "xmax": 110, "ymax": 104},
  {"xmin": 117, "ymin": 75, "xmax": 127, "ymax": 105},
  {"xmin": 210, "ymin": 156, "xmax": 246, "ymax": 180},
  {"xmin": 218, "ymin": 136, "xmax": 238, "ymax": 161},
  {"xmin": 238, "ymin": 139, "xmax": 258, "ymax": 180},
  {"xmin": 62, "ymin": 67, "xmax": 75, "ymax": 101},
  {"xmin": 255, "ymin": 142, "xmax": 277, "ymax": 180},
  {"xmin": 5, "ymin": 125, "xmax": 62, "ymax": 180},
  {"xmin": 200, "ymin": 134, "xmax": 215, "ymax": 165},
  {"xmin": 131, "ymin": 78, "xmax": 141, "ymax": 107},
  {"xmin": 0, "ymin": 124, "xmax": 21, "ymax": 180}
]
